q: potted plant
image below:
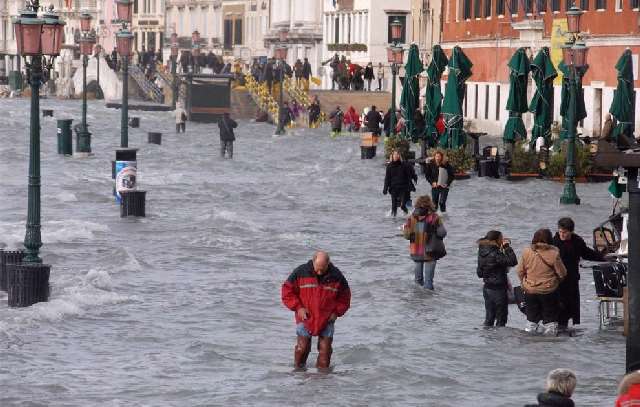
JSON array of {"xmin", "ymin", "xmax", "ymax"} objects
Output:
[
  {"xmin": 507, "ymin": 141, "xmax": 541, "ymax": 180},
  {"xmin": 384, "ymin": 134, "xmax": 411, "ymax": 160},
  {"xmin": 547, "ymin": 143, "xmax": 593, "ymax": 182},
  {"xmin": 444, "ymin": 147, "xmax": 474, "ymax": 180}
]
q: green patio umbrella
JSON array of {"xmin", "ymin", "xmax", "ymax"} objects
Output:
[
  {"xmin": 503, "ymin": 48, "xmax": 530, "ymax": 145},
  {"xmin": 609, "ymin": 49, "xmax": 636, "ymax": 146},
  {"xmin": 529, "ymin": 47, "xmax": 557, "ymax": 150},
  {"xmin": 400, "ymin": 44, "xmax": 424, "ymax": 140},
  {"xmin": 440, "ymin": 46, "xmax": 473, "ymax": 148},
  {"xmin": 558, "ymin": 61, "xmax": 587, "ymax": 141},
  {"xmin": 424, "ymin": 45, "xmax": 448, "ymax": 146}
]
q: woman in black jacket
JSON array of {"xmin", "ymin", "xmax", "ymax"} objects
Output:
[
  {"xmin": 553, "ymin": 217, "xmax": 604, "ymax": 331},
  {"xmin": 423, "ymin": 150, "xmax": 455, "ymax": 212},
  {"xmin": 363, "ymin": 62, "xmax": 375, "ymax": 91},
  {"xmin": 383, "ymin": 151, "xmax": 416, "ymax": 217},
  {"xmin": 477, "ymin": 230, "xmax": 518, "ymax": 327}
]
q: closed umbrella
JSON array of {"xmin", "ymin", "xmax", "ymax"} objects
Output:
[
  {"xmin": 529, "ymin": 47, "xmax": 557, "ymax": 150},
  {"xmin": 558, "ymin": 61, "xmax": 587, "ymax": 141},
  {"xmin": 609, "ymin": 49, "xmax": 636, "ymax": 147},
  {"xmin": 440, "ymin": 46, "xmax": 473, "ymax": 148},
  {"xmin": 503, "ymin": 48, "xmax": 531, "ymax": 147},
  {"xmin": 400, "ymin": 44, "xmax": 423, "ymax": 140},
  {"xmin": 424, "ymin": 45, "xmax": 448, "ymax": 146}
]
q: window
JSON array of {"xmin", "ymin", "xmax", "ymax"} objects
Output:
[
  {"xmin": 510, "ymin": 0, "xmax": 518, "ymax": 14},
  {"xmin": 581, "ymin": 0, "xmax": 589, "ymax": 9},
  {"xmin": 234, "ymin": 19, "xmax": 243, "ymax": 45},
  {"xmin": 334, "ymin": 17, "xmax": 339, "ymax": 43},
  {"xmin": 595, "ymin": 0, "xmax": 605, "ymax": 9},
  {"xmin": 474, "ymin": 0, "xmax": 481, "ymax": 17},
  {"xmin": 552, "ymin": 0, "xmax": 560, "ymax": 11},
  {"xmin": 463, "ymin": 0, "xmax": 472, "ymax": 18},
  {"xmin": 525, "ymin": 0, "xmax": 533, "ymax": 13},
  {"xmin": 347, "ymin": 14, "xmax": 351, "ymax": 43},
  {"xmin": 615, "ymin": 0, "xmax": 622, "ymax": 10},
  {"xmin": 537, "ymin": 0, "xmax": 547, "ymax": 12},
  {"xmin": 474, "ymin": 84, "xmax": 479, "ymax": 119},
  {"xmin": 485, "ymin": 85, "xmax": 490, "ymax": 119},
  {"xmin": 387, "ymin": 15, "xmax": 406, "ymax": 43},
  {"xmin": 134, "ymin": 0, "xmax": 138, "ymax": 13},
  {"xmin": 485, "ymin": 0, "xmax": 492, "ymax": 16},
  {"xmin": 497, "ymin": 0, "xmax": 505, "ymax": 14},
  {"xmin": 496, "ymin": 85, "xmax": 501, "ymax": 121},
  {"xmin": 224, "ymin": 19, "xmax": 232, "ymax": 49},
  {"xmin": 565, "ymin": 0, "xmax": 571, "ymax": 10},
  {"xmin": 633, "ymin": 0, "xmax": 640, "ymax": 9}
]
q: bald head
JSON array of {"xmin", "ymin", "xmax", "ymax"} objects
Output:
[{"xmin": 312, "ymin": 251, "xmax": 330, "ymax": 275}]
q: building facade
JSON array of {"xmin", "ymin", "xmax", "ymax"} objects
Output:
[
  {"xmin": 165, "ymin": 0, "xmax": 223, "ymax": 54},
  {"xmin": 319, "ymin": 0, "xmax": 412, "ymax": 89},
  {"xmin": 441, "ymin": 0, "xmax": 640, "ymax": 137},
  {"xmin": 132, "ymin": 0, "xmax": 165, "ymax": 52},
  {"xmin": 410, "ymin": 0, "xmax": 442, "ymax": 61},
  {"xmin": 265, "ymin": 0, "xmax": 323, "ymax": 80}
]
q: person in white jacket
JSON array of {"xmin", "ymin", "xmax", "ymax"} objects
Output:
[{"xmin": 175, "ymin": 103, "xmax": 187, "ymax": 133}]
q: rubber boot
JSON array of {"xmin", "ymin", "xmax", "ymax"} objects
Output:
[
  {"xmin": 524, "ymin": 321, "xmax": 539, "ymax": 333},
  {"xmin": 294, "ymin": 336, "xmax": 311, "ymax": 368},
  {"xmin": 543, "ymin": 322, "xmax": 558, "ymax": 337},
  {"xmin": 316, "ymin": 336, "xmax": 333, "ymax": 369}
]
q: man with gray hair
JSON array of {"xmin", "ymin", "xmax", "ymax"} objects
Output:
[
  {"xmin": 525, "ymin": 368, "xmax": 577, "ymax": 407},
  {"xmin": 281, "ymin": 251, "xmax": 351, "ymax": 370}
]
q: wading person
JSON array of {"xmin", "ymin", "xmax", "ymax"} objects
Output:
[
  {"xmin": 424, "ymin": 150, "xmax": 455, "ymax": 213},
  {"xmin": 477, "ymin": 230, "xmax": 517, "ymax": 327},
  {"xmin": 383, "ymin": 151, "xmax": 416, "ymax": 217},
  {"xmin": 402, "ymin": 196, "xmax": 446, "ymax": 290},
  {"xmin": 329, "ymin": 106, "xmax": 343, "ymax": 136},
  {"xmin": 175, "ymin": 102, "xmax": 187, "ymax": 133},
  {"xmin": 552, "ymin": 217, "xmax": 604, "ymax": 332},
  {"xmin": 525, "ymin": 368, "xmax": 577, "ymax": 407},
  {"xmin": 616, "ymin": 370, "xmax": 640, "ymax": 406},
  {"xmin": 517, "ymin": 229, "xmax": 567, "ymax": 336},
  {"xmin": 218, "ymin": 112, "xmax": 238, "ymax": 159},
  {"xmin": 365, "ymin": 105, "xmax": 382, "ymax": 136},
  {"xmin": 281, "ymin": 251, "xmax": 351, "ymax": 369}
]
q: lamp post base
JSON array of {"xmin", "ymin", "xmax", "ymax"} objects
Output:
[
  {"xmin": 560, "ymin": 182, "xmax": 581, "ymax": 205},
  {"xmin": 75, "ymin": 124, "xmax": 92, "ymax": 154}
]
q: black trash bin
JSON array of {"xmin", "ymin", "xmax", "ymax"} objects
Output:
[
  {"xmin": 148, "ymin": 132, "xmax": 162, "ymax": 145},
  {"xmin": 57, "ymin": 119, "xmax": 73, "ymax": 155}
]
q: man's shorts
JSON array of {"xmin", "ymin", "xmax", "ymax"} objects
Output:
[{"xmin": 296, "ymin": 322, "xmax": 335, "ymax": 338}]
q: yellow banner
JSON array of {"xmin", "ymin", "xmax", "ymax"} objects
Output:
[{"xmin": 550, "ymin": 18, "xmax": 571, "ymax": 85}]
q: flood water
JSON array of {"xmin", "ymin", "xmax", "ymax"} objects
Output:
[{"xmin": 0, "ymin": 99, "xmax": 625, "ymax": 406}]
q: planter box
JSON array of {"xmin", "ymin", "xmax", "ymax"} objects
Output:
[
  {"xmin": 506, "ymin": 173, "xmax": 541, "ymax": 181},
  {"xmin": 454, "ymin": 172, "xmax": 471, "ymax": 180},
  {"xmin": 550, "ymin": 176, "xmax": 589, "ymax": 183}
]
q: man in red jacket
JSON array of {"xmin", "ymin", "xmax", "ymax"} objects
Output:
[{"xmin": 281, "ymin": 251, "xmax": 351, "ymax": 369}]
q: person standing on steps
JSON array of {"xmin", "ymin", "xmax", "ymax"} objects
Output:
[
  {"xmin": 552, "ymin": 217, "xmax": 604, "ymax": 333},
  {"xmin": 218, "ymin": 112, "xmax": 238, "ymax": 159},
  {"xmin": 402, "ymin": 195, "xmax": 447, "ymax": 290},
  {"xmin": 476, "ymin": 230, "xmax": 518, "ymax": 327},
  {"xmin": 377, "ymin": 62, "xmax": 385, "ymax": 91},
  {"xmin": 424, "ymin": 150, "xmax": 455, "ymax": 213},
  {"xmin": 281, "ymin": 251, "xmax": 351, "ymax": 369},
  {"xmin": 364, "ymin": 62, "xmax": 375, "ymax": 91},
  {"xmin": 383, "ymin": 151, "xmax": 416, "ymax": 217}
]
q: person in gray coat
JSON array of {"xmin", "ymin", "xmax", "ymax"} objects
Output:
[{"xmin": 218, "ymin": 112, "xmax": 238, "ymax": 159}]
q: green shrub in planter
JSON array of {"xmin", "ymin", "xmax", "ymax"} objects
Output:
[
  {"xmin": 510, "ymin": 142, "xmax": 540, "ymax": 174},
  {"xmin": 385, "ymin": 135, "xmax": 411, "ymax": 159},
  {"xmin": 547, "ymin": 142, "xmax": 594, "ymax": 177}
]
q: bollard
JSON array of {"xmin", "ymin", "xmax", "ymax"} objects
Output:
[
  {"xmin": 56, "ymin": 119, "xmax": 73, "ymax": 155},
  {"xmin": 7, "ymin": 263, "xmax": 50, "ymax": 307},
  {"xmin": 148, "ymin": 132, "xmax": 162, "ymax": 145},
  {"xmin": 0, "ymin": 250, "xmax": 25, "ymax": 292},
  {"xmin": 120, "ymin": 190, "xmax": 146, "ymax": 217},
  {"xmin": 114, "ymin": 148, "xmax": 138, "ymax": 203},
  {"xmin": 128, "ymin": 117, "xmax": 140, "ymax": 128},
  {"xmin": 42, "ymin": 109, "xmax": 53, "ymax": 117}
]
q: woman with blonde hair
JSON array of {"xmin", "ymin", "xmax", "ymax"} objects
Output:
[{"xmin": 402, "ymin": 195, "xmax": 447, "ymax": 290}]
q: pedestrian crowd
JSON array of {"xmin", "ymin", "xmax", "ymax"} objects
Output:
[{"xmin": 322, "ymin": 54, "xmax": 387, "ymax": 92}]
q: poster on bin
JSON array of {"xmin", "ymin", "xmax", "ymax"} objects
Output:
[{"xmin": 115, "ymin": 160, "xmax": 137, "ymax": 203}]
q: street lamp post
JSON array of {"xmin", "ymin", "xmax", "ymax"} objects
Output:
[
  {"xmin": 76, "ymin": 11, "xmax": 95, "ymax": 155},
  {"xmin": 115, "ymin": 0, "xmax": 134, "ymax": 148},
  {"xmin": 559, "ymin": 4, "xmax": 588, "ymax": 205},
  {"xmin": 170, "ymin": 32, "xmax": 178, "ymax": 109},
  {"xmin": 387, "ymin": 18, "xmax": 404, "ymax": 136},
  {"xmin": 13, "ymin": 4, "xmax": 65, "ymax": 265},
  {"xmin": 275, "ymin": 29, "xmax": 288, "ymax": 135}
]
